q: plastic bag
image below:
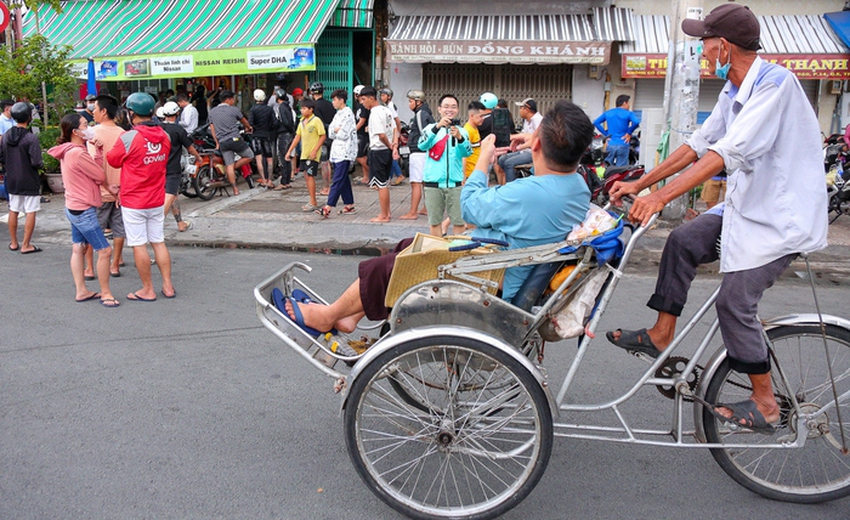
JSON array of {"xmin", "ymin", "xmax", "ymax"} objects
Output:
[
  {"xmin": 568, "ymin": 204, "xmax": 618, "ymax": 241},
  {"xmin": 551, "ymin": 269, "xmax": 607, "ymax": 339}
]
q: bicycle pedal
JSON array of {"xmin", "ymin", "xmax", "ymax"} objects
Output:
[{"xmin": 631, "ymin": 350, "xmax": 656, "ymax": 363}]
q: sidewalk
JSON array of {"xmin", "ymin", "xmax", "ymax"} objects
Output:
[{"xmin": 5, "ymin": 171, "xmax": 850, "ymax": 278}]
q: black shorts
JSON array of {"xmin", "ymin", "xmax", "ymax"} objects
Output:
[
  {"xmin": 357, "ymin": 134, "xmax": 370, "ymax": 158},
  {"xmin": 250, "ymin": 136, "xmax": 274, "ymax": 157},
  {"xmin": 368, "ymin": 149, "xmax": 392, "ymax": 188},
  {"xmin": 219, "ymin": 137, "xmax": 254, "ymax": 166},
  {"xmin": 165, "ymin": 172, "xmax": 181, "ymax": 195},
  {"xmin": 302, "ymin": 160, "xmax": 319, "ymax": 177}
]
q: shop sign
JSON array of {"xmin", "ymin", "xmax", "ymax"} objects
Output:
[
  {"xmin": 72, "ymin": 45, "xmax": 316, "ymax": 82},
  {"xmin": 622, "ymin": 53, "xmax": 850, "ymax": 80},
  {"xmin": 387, "ymin": 40, "xmax": 611, "ymax": 65}
]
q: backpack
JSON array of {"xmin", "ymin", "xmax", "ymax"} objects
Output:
[
  {"xmin": 275, "ymin": 102, "xmax": 296, "ymax": 134},
  {"xmin": 491, "ymin": 108, "xmax": 513, "ymax": 147}
]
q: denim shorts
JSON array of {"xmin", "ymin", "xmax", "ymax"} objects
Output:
[{"xmin": 66, "ymin": 207, "xmax": 110, "ymax": 251}]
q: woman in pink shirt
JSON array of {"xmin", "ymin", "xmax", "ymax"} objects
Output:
[{"xmin": 48, "ymin": 113, "xmax": 119, "ymax": 307}]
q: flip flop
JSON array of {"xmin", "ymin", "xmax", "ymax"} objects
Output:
[
  {"xmin": 291, "ymin": 289, "xmax": 338, "ymax": 334},
  {"xmin": 270, "ymin": 288, "xmax": 323, "ymax": 337},
  {"xmin": 84, "ymin": 274, "xmax": 95, "ymax": 281},
  {"xmin": 606, "ymin": 328, "xmax": 661, "ymax": 358},
  {"xmin": 161, "ymin": 290, "xmax": 176, "ymax": 299},
  {"xmin": 708, "ymin": 399, "xmax": 777, "ymax": 435},
  {"xmin": 21, "ymin": 246, "xmax": 43, "ymax": 254},
  {"xmin": 100, "ymin": 298, "xmax": 120, "ymax": 308},
  {"xmin": 127, "ymin": 291, "xmax": 156, "ymax": 302},
  {"xmin": 8, "ymin": 243, "xmax": 19, "ymax": 251},
  {"xmin": 75, "ymin": 292, "xmax": 102, "ymax": 303},
  {"xmin": 178, "ymin": 220, "xmax": 193, "ymax": 232},
  {"xmin": 110, "ymin": 270, "xmax": 121, "ymax": 278}
]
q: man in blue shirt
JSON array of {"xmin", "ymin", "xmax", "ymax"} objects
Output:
[
  {"xmin": 593, "ymin": 95, "xmax": 640, "ymax": 167},
  {"xmin": 0, "ymin": 100, "xmax": 16, "ymax": 137}
]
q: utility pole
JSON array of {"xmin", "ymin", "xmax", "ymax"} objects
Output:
[{"xmin": 661, "ymin": 0, "xmax": 703, "ymax": 220}]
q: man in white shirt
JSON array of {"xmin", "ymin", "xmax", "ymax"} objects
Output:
[
  {"xmin": 361, "ymin": 86, "xmax": 395, "ymax": 222},
  {"xmin": 175, "ymin": 93, "xmax": 198, "ymax": 134},
  {"xmin": 495, "ymin": 98, "xmax": 543, "ymax": 183},
  {"xmin": 608, "ymin": 4, "xmax": 827, "ymax": 434}
]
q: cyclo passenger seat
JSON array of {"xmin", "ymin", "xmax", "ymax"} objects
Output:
[{"xmin": 510, "ymin": 218, "xmax": 625, "ymax": 312}]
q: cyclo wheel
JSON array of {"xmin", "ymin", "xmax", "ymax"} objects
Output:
[
  {"xmin": 193, "ymin": 165, "xmax": 215, "ymax": 201},
  {"xmin": 703, "ymin": 324, "xmax": 850, "ymax": 503},
  {"xmin": 344, "ymin": 334, "xmax": 553, "ymax": 520}
]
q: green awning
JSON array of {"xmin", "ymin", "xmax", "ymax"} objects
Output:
[
  {"xmin": 23, "ymin": 0, "xmax": 342, "ymax": 80},
  {"xmin": 330, "ymin": 0, "xmax": 374, "ymax": 28}
]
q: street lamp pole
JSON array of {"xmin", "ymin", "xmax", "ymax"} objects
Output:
[{"xmin": 661, "ymin": 0, "xmax": 703, "ymax": 220}]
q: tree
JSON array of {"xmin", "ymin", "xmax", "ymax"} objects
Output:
[{"xmin": 0, "ymin": 34, "xmax": 76, "ymax": 124}]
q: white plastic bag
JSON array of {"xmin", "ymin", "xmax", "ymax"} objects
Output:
[{"xmin": 551, "ymin": 269, "xmax": 608, "ymax": 339}]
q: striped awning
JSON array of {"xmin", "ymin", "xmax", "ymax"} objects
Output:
[
  {"xmin": 331, "ymin": 0, "xmax": 373, "ymax": 28},
  {"xmin": 386, "ymin": 8, "xmax": 633, "ymax": 65},
  {"xmin": 22, "ymin": 0, "xmax": 342, "ymax": 80},
  {"xmin": 621, "ymin": 14, "xmax": 850, "ymax": 80},
  {"xmin": 622, "ymin": 14, "xmax": 849, "ymax": 54}
]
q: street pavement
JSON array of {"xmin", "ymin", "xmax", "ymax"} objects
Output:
[
  {"xmin": 6, "ymin": 169, "xmax": 850, "ymax": 282},
  {"xmin": 1, "ymin": 246, "xmax": 848, "ymax": 520}
]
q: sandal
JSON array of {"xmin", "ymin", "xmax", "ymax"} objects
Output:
[
  {"xmin": 315, "ymin": 206, "xmax": 331, "ymax": 219},
  {"xmin": 708, "ymin": 399, "xmax": 777, "ymax": 435},
  {"xmin": 606, "ymin": 328, "xmax": 661, "ymax": 358},
  {"xmin": 302, "ymin": 203, "xmax": 318, "ymax": 212},
  {"xmin": 339, "ymin": 206, "xmax": 356, "ymax": 214}
]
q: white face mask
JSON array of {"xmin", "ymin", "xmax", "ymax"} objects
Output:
[
  {"xmin": 86, "ymin": 103, "xmax": 96, "ymax": 111},
  {"xmin": 78, "ymin": 127, "xmax": 95, "ymax": 141}
]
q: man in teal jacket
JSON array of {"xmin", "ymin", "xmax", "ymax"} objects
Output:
[{"xmin": 418, "ymin": 94, "xmax": 472, "ymax": 236}]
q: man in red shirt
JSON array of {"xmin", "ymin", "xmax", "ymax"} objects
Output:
[{"xmin": 107, "ymin": 92, "xmax": 175, "ymax": 301}]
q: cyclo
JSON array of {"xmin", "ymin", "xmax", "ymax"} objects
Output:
[{"xmin": 254, "ymin": 207, "xmax": 850, "ymax": 520}]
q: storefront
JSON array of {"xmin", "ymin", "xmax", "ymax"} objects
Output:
[
  {"xmin": 621, "ymin": 13, "xmax": 850, "ymax": 151},
  {"xmin": 23, "ymin": 0, "xmax": 374, "ymax": 111},
  {"xmin": 385, "ymin": 8, "xmax": 634, "ymax": 124}
]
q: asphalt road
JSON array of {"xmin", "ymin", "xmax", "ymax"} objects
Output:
[{"xmin": 1, "ymin": 246, "xmax": 848, "ymax": 519}]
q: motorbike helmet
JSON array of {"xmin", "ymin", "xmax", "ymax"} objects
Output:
[
  {"xmin": 379, "ymin": 87, "xmax": 393, "ymax": 98},
  {"xmin": 10, "ymin": 102, "xmax": 32, "ymax": 124},
  {"xmin": 479, "ymin": 92, "xmax": 498, "ymax": 109},
  {"xmin": 155, "ymin": 106, "xmax": 166, "ymax": 120},
  {"xmin": 253, "ymin": 89, "xmax": 266, "ymax": 102},
  {"xmin": 274, "ymin": 88, "xmax": 286, "ymax": 98},
  {"xmin": 406, "ymin": 89, "xmax": 425, "ymax": 102},
  {"xmin": 162, "ymin": 101, "xmax": 180, "ymax": 117},
  {"xmin": 125, "ymin": 92, "xmax": 155, "ymax": 116},
  {"xmin": 309, "ymin": 82, "xmax": 324, "ymax": 94},
  {"xmin": 353, "ymin": 85, "xmax": 365, "ymax": 96}
]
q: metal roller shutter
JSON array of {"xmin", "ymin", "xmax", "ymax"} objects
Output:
[{"xmin": 422, "ymin": 63, "xmax": 572, "ymax": 122}]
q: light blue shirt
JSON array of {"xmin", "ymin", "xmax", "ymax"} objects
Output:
[
  {"xmin": 686, "ymin": 56, "xmax": 828, "ymax": 272},
  {"xmin": 0, "ymin": 115, "xmax": 14, "ymax": 136},
  {"xmin": 461, "ymin": 169, "xmax": 590, "ymax": 301}
]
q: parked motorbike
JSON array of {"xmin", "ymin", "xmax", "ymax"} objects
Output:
[
  {"xmin": 826, "ymin": 161, "xmax": 850, "ymax": 224},
  {"xmin": 583, "ymin": 163, "xmax": 646, "ymax": 206},
  {"xmin": 179, "ymin": 153, "xmax": 198, "ymax": 198},
  {"xmin": 191, "ymin": 124, "xmax": 255, "ymax": 200},
  {"xmin": 397, "ymin": 121, "xmax": 410, "ymax": 176}
]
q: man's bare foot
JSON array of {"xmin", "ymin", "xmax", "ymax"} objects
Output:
[
  {"xmin": 285, "ymin": 299, "xmax": 347, "ymax": 333},
  {"xmin": 398, "ymin": 213, "xmax": 418, "ymax": 220},
  {"xmin": 370, "ymin": 216, "xmax": 391, "ymax": 223},
  {"xmin": 418, "ymin": 208, "xmax": 428, "ymax": 215},
  {"xmin": 320, "ymin": 189, "xmax": 330, "ymax": 196}
]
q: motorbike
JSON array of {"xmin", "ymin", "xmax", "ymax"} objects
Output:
[
  {"xmin": 397, "ymin": 121, "xmax": 410, "ymax": 176},
  {"xmin": 178, "ymin": 153, "xmax": 198, "ymax": 198},
  {"xmin": 190, "ymin": 124, "xmax": 255, "ymax": 200},
  {"xmin": 580, "ymin": 163, "xmax": 646, "ymax": 206},
  {"xmin": 822, "ymin": 133, "xmax": 850, "ymax": 223}
]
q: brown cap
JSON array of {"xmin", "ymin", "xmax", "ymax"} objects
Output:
[
  {"xmin": 514, "ymin": 98, "xmax": 538, "ymax": 112},
  {"xmin": 682, "ymin": 4, "xmax": 761, "ymax": 51}
]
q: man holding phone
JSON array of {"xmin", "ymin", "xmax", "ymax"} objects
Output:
[{"xmin": 418, "ymin": 94, "xmax": 472, "ymax": 236}]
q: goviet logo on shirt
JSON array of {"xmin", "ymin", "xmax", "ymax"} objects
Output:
[{"xmin": 143, "ymin": 140, "xmax": 167, "ymax": 165}]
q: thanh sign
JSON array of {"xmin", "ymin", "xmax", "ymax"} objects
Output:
[
  {"xmin": 387, "ymin": 40, "xmax": 612, "ymax": 65},
  {"xmin": 622, "ymin": 53, "xmax": 850, "ymax": 80}
]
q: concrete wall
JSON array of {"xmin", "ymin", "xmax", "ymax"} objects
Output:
[{"xmin": 389, "ymin": 62, "xmax": 423, "ymax": 124}]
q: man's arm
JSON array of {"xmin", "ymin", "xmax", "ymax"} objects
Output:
[
  {"xmin": 209, "ymin": 123, "xmax": 219, "ymax": 148},
  {"xmin": 240, "ymin": 116, "xmax": 253, "ymax": 134},
  {"xmin": 593, "ymin": 113, "xmax": 608, "ymax": 136}
]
